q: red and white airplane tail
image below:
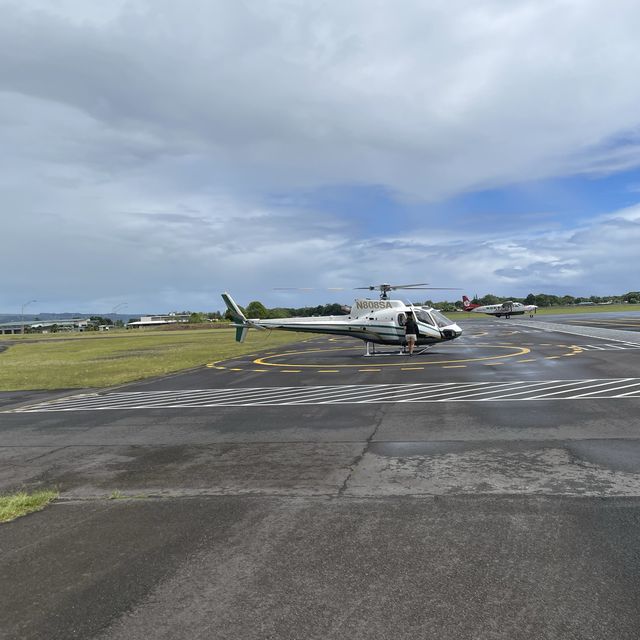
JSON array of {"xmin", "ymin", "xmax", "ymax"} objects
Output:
[{"xmin": 462, "ymin": 295, "xmax": 480, "ymax": 311}]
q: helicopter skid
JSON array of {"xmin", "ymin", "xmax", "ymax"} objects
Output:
[{"xmin": 363, "ymin": 342, "xmax": 436, "ymax": 357}]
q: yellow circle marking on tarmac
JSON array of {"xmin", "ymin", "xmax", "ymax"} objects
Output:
[
  {"xmin": 251, "ymin": 344, "xmax": 531, "ymax": 369},
  {"xmin": 208, "ymin": 341, "xmax": 585, "ymax": 371}
]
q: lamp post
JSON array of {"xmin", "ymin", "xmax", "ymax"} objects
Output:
[
  {"xmin": 21, "ymin": 299, "xmax": 37, "ymax": 335},
  {"xmin": 111, "ymin": 302, "xmax": 127, "ymax": 328}
]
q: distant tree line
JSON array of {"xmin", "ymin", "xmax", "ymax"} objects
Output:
[
  {"xmin": 422, "ymin": 291, "xmax": 640, "ymax": 312},
  {"xmin": 223, "ymin": 301, "xmax": 347, "ymax": 320}
]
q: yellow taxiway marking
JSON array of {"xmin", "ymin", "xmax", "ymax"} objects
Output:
[
  {"xmin": 401, "ymin": 367, "xmax": 424, "ymax": 371},
  {"xmin": 359, "ymin": 369, "xmax": 381, "ymax": 372},
  {"xmin": 253, "ymin": 344, "xmax": 531, "ymax": 369},
  {"xmin": 483, "ymin": 362, "xmax": 504, "ymax": 366},
  {"xmin": 210, "ymin": 339, "xmax": 583, "ymax": 372}
]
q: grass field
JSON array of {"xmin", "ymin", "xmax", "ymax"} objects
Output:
[
  {"xmin": 0, "ymin": 328, "xmax": 313, "ymax": 391},
  {"xmin": 0, "ymin": 490, "xmax": 58, "ymax": 523}
]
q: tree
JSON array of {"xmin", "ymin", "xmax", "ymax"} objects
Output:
[
  {"xmin": 88, "ymin": 316, "xmax": 113, "ymax": 330},
  {"xmin": 623, "ymin": 292, "xmax": 640, "ymax": 304},
  {"xmin": 246, "ymin": 301, "xmax": 268, "ymax": 318},
  {"xmin": 479, "ymin": 294, "xmax": 501, "ymax": 305}
]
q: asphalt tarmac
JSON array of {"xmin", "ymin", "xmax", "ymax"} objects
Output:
[{"xmin": 2, "ymin": 315, "xmax": 640, "ymax": 639}]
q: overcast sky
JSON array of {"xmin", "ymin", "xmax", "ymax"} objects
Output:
[{"xmin": 3, "ymin": 0, "xmax": 640, "ymax": 314}]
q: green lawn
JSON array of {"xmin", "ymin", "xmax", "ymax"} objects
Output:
[{"xmin": 0, "ymin": 328, "xmax": 314, "ymax": 390}]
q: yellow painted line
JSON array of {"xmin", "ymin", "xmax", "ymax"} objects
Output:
[
  {"xmin": 252, "ymin": 369, "xmax": 269, "ymax": 372},
  {"xmin": 484, "ymin": 362, "xmax": 504, "ymax": 366},
  {"xmin": 562, "ymin": 353, "xmax": 576, "ymax": 357},
  {"xmin": 230, "ymin": 368, "xmax": 243, "ymax": 371},
  {"xmin": 253, "ymin": 344, "xmax": 531, "ymax": 368},
  {"xmin": 517, "ymin": 359, "xmax": 537, "ymax": 362},
  {"xmin": 544, "ymin": 356, "xmax": 561, "ymax": 360},
  {"xmin": 281, "ymin": 370, "xmax": 301, "ymax": 373},
  {"xmin": 442, "ymin": 365, "xmax": 466, "ymax": 368},
  {"xmin": 359, "ymin": 369, "xmax": 381, "ymax": 372},
  {"xmin": 318, "ymin": 370, "xmax": 340, "ymax": 373},
  {"xmin": 401, "ymin": 367, "xmax": 424, "ymax": 371}
]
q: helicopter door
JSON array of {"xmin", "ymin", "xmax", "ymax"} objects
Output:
[{"xmin": 397, "ymin": 313, "xmax": 406, "ymax": 326}]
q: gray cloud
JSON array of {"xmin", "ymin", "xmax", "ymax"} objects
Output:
[{"xmin": 3, "ymin": 1, "xmax": 640, "ymax": 311}]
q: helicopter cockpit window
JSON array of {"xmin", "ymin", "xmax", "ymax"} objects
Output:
[
  {"xmin": 397, "ymin": 313, "xmax": 406, "ymax": 326},
  {"xmin": 430, "ymin": 310, "xmax": 454, "ymax": 328},
  {"xmin": 415, "ymin": 309, "xmax": 435, "ymax": 326}
]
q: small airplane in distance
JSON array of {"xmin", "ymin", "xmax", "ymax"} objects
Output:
[
  {"xmin": 462, "ymin": 295, "xmax": 537, "ymax": 318},
  {"xmin": 222, "ymin": 284, "xmax": 463, "ymax": 356}
]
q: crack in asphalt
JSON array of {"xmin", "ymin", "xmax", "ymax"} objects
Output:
[{"xmin": 336, "ymin": 403, "xmax": 390, "ymax": 497}]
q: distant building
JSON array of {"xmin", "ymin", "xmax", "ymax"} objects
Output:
[
  {"xmin": 0, "ymin": 319, "xmax": 90, "ymax": 335},
  {"xmin": 126, "ymin": 313, "xmax": 191, "ymax": 328}
]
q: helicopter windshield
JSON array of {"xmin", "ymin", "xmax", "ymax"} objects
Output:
[
  {"xmin": 414, "ymin": 309, "xmax": 435, "ymax": 326},
  {"xmin": 430, "ymin": 310, "xmax": 455, "ymax": 328}
]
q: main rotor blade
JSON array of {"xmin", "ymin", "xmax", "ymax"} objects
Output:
[
  {"xmin": 389, "ymin": 283, "xmax": 430, "ymax": 289},
  {"xmin": 274, "ymin": 287, "xmax": 347, "ymax": 292}
]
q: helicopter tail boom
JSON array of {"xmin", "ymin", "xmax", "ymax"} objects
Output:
[{"xmin": 221, "ymin": 292, "xmax": 266, "ymax": 342}]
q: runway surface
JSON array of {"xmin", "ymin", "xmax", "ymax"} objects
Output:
[
  {"xmin": 541, "ymin": 310, "xmax": 640, "ymax": 332},
  {"xmin": 2, "ymin": 315, "xmax": 640, "ymax": 639}
]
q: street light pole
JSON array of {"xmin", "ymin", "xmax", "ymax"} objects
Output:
[
  {"xmin": 21, "ymin": 299, "xmax": 37, "ymax": 335},
  {"xmin": 111, "ymin": 302, "xmax": 128, "ymax": 328}
]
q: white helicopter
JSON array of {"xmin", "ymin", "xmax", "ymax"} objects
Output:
[{"xmin": 222, "ymin": 284, "xmax": 462, "ymax": 356}]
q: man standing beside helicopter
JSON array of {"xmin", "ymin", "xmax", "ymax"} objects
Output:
[{"xmin": 404, "ymin": 311, "xmax": 419, "ymax": 356}]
